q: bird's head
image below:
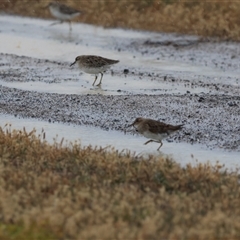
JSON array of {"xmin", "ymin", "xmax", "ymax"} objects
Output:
[{"xmin": 70, "ymin": 56, "xmax": 81, "ymax": 67}]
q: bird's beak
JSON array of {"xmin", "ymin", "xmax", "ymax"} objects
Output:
[{"xmin": 70, "ymin": 61, "xmax": 76, "ymax": 67}]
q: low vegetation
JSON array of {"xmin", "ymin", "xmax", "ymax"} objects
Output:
[
  {"xmin": 1, "ymin": 0, "xmax": 240, "ymax": 40},
  {"xmin": 0, "ymin": 125, "xmax": 239, "ymax": 239}
]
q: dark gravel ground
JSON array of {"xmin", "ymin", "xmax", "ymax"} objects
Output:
[{"xmin": 0, "ymin": 71, "xmax": 239, "ymax": 150}]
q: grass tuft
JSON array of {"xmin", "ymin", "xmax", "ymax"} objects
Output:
[{"xmin": 0, "ymin": 126, "xmax": 239, "ymax": 239}]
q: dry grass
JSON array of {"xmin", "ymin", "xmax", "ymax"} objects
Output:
[
  {"xmin": 1, "ymin": 0, "xmax": 240, "ymax": 40},
  {"xmin": 0, "ymin": 125, "xmax": 240, "ymax": 239}
]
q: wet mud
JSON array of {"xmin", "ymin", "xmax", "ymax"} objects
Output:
[{"xmin": 0, "ymin": 15, "xmax": 240, "ymax": 152}]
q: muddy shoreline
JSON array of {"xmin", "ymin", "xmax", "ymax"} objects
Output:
[
  {"xmin": 0, "ymin": 15, "xmax": 240, "ymax": 152},
  {"xmin": 0, "ymin": 53, "xmax": 239, "ymax": 151}
]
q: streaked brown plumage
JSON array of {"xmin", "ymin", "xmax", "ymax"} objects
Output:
[
  {"xmin": 130, "ymin": 117, "xmax": 183, "ymax": 150},
  {"xmin": 70, "ymin": 55, "xmax": 119, "ymax": 86},
  {"xmin": 48, "ymin": 1, "xmax": 82, "ymax": 30}
]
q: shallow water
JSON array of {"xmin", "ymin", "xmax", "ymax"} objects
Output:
[
  {"xmin": 0, "ymin": 114, "xmax": 239, "ymax": 171},
  {"xmin": 0, "ymin": 78, "xmax": 210, "ymax": 95}
]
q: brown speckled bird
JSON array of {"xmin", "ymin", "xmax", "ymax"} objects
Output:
[
  {"xmin": 130, "ymin": 117, "xmax": 183, "ymax": 150},
  {"xmin": 70, "ymin": 55, "xmax": 119, "ymax": 86}
]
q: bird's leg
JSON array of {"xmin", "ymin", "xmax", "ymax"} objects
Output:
[
  {"xmin": 69, "ymin": 21, "xmax": 72, "ymax": 31},
  {"xmin": 144, "ymin": 139, "xmax": 163, "ymax": 150},
  {"xmin": 144, "ymin": 140, "xmax": 154, "ymax": 145},
  {"xmin": 50, "ymin": 21, "xmax": 63, "ymax": 26},
  {"xmin": 92, "ymin": 75, "xmax": 98, "ymax": 86},
  {"xmin": 96, "ymin": 72, "xmax": 103, "ymax": 86},
  {"xmin": 157, "ymin": 141, "xmax": 163, "ymax": 151}
]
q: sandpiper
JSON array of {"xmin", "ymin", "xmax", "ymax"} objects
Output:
[
  {"xmin": 130, "ymin": 117, "xmax": 183, "ymax": 150},
  {"xmin": 70, "ymin": 55, "xmax": 119, "ymax": 86},
  {"xmin": 48, "ymin": 1, "xmax": 82, "ymax": 30}
]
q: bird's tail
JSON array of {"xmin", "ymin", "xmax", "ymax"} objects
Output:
[
  {"xmin": 111, "ymin": 60, "xmax": 119, "ymax": 64},
  {"xmin": 167, "ymin": 124, "xmax": 184, "ymax": 134},
  {"xmin": 174, "ymin": 124, "xmax": 184, "ymax": 130}
]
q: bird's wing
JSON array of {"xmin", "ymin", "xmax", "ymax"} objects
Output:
[
  {"xmin": 59, "ymin": 4, "xmax": 80, "ymax": 15},
  {"xmin": 83, "ymin": 56, "xmax": 118, "ymax": 67},
  {"xmin": 146, "ymin": 119, "xmax": 169, "ymax": 134},
  {"xmin": 100, "ymin": 57, "xmax": 119, "ymax": 65},
  {"xmin": 147, "ymin": 119, "xmax": 182, "ymax": 134}
]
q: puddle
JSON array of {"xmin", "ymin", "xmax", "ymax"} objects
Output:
[
  {"xmin": 0, "ymin": 79, "xmax": 126, "ymax": 95},
  {"xmin": 0, "ymin": 114, "xmax": 239, "ymax": 171},
  {"xmin": 0, "ymin": 77, "xmax": 210, "ymax": 96}
]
